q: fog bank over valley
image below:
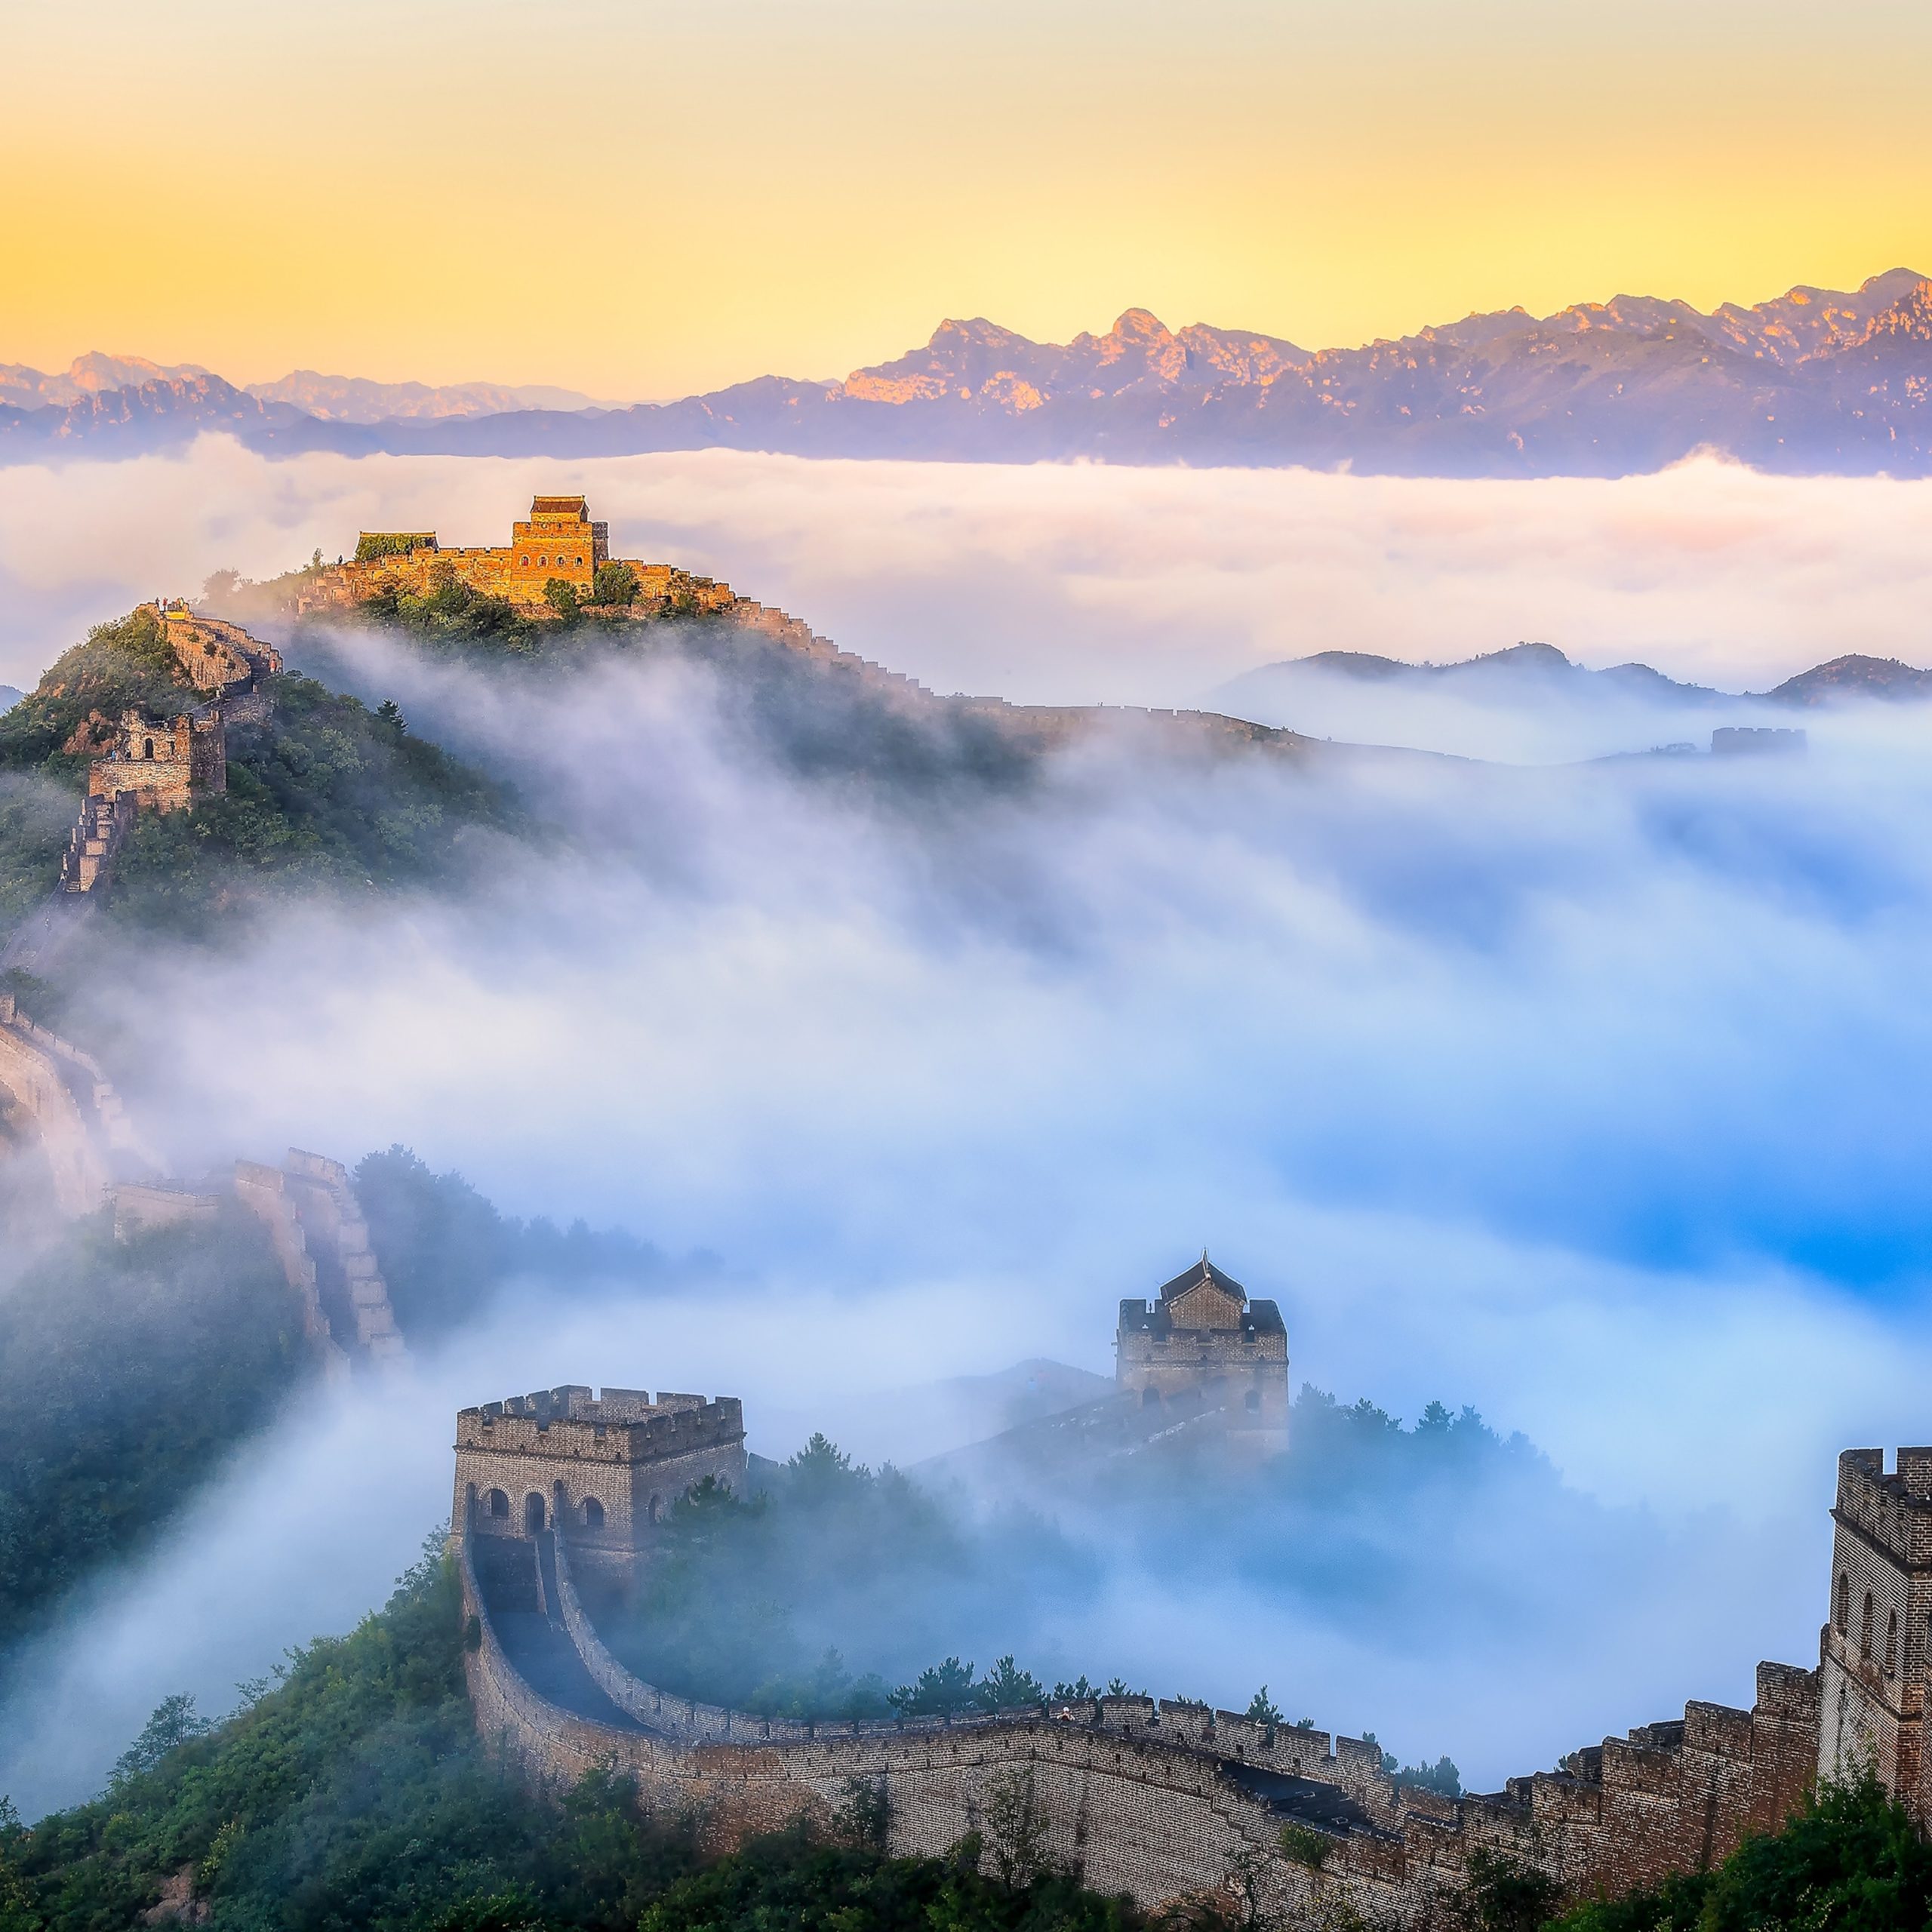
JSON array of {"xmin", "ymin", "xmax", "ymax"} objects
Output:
[
  {"xmin": 2, "ymin": 441, "xmax": 1930, "ymax": 712},
  {"xmin": 4, "ymin": 445, "xmax": 1931, "ymax": 1832}
]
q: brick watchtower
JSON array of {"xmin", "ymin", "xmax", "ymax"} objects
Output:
[
  {"xmin": 1819, "ymin": 1447, "xmax": 1932, "ymax": 1823},
  {"xmin": 506, "ymin": 495, "xmax": 609, "ymax": 605},
  {"xmin": 453, "ymin": 1384, "xmax": 746, "ymax": 1577},
  {"xmin": 1116, "ymin": 1257, "xmax": 1289, "ymax": 1450}
]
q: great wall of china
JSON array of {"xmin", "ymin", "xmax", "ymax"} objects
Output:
[
  {"xmin": 288, "ymin": 491, "xmax": 1327, "ymax": 764},
  {"xmin": 448, "ymin": 1382, "xmax": 1930, "ymax": 1926},
  {"xmin": 0, "ymin": 990, "xmax": 403, "ymax": 1377},
  {"xmin": 5, "ymin": 498, "xmax": 1923, "ymax": 1917}
]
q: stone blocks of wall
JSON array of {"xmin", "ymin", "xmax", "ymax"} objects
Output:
[
  {"xmin": 232, "ymin": 1159, "xmax": 350, "ymax": 1377},
  {"xmin": 455, "ymin": 1389, "xmax": 747, "ymax": 1552},
  {"xmin": 466, "ymin": 1506, "xmax": 1828, "ymax": 1926},
  {"xmin": 0, "ymin": 1006, "xmax": 111, "ymax": 1216},
  {"xmin": 1819, "ymin": 1448, "xmax": 1932, "ymax": 1812},
  {"xmin": 111, "ymin": 1181, "xmax": 219, "ymax": 1240},
  {"xmin": 281, "ymin": 1149, "xmax": 408, "ymax": 1364}
]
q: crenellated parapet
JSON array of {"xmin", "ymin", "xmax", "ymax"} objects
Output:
[
  {"xmin": 1819, "ymin": 1447, "xmax": 1932, "ymax": 1817},
  {"xmin": 455, "ymin": 1384, "xmax": 746, "ymax": 1561},
  {"xmin": 451, "ymin": 1386, "xmax": 1876, "ymax": 1924}
]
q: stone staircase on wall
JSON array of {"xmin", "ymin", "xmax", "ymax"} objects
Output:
[
  {"xmin": 60, "ymin": 789, "xmax": 135, "ymax": 892},
  {"xmin": 232, "ymin": 1149, "xmax": 408, "ymax": 1377}
]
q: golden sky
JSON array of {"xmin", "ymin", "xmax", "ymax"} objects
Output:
[{"xmin": 6, "ymin": 0, "xmax": 1929, "ymax": 399}]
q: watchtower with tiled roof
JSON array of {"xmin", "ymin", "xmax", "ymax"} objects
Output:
[{"xmin": 1116, "ymin": 1257, "xmax": 1289, "ymax": 1449}]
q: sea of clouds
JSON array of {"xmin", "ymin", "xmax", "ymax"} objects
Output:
[
  {"xmin": 2, "ymin": 437, "xmax": 1930, "ymax": 713},
  {"xmin": 3, "ymin": 440, "xmax": 1931, "ymax": 1811}
]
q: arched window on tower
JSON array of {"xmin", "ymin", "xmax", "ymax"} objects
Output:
[
  {"xmin": 583, "ymin": 1497, "xmax": 605, "ymax": 1529},
  {"xmin": 488, "ymin": 1488, "xmax": 509, "ymax": 1520},
  {"xmin": 1141, "ymin": 1386, "xmax": 1161, "ymax": 1409},
  {"xmin": 1886, "ymin": 1610, "xmax": 1899, "ymax": 1675},
  {"xmin": 1837, "ymin": 1573, "xmax": 1850, "ymax": 1634},
  {"xmin": 143, "ymin": 737, "xmax": 155, "ymax": 760},
  {"xmin": 1861, "ymin": 1592, "xmax": 1875, "ymax": 1661},
  {"xmin": 1244, "ymin": 1389, "xmax": 1261, "ymax": 1412}
]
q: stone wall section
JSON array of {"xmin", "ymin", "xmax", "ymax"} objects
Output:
[
  {"xmin": 232, "ymin": 1150, "xmax": 407, "ymax": 1372},
  {"xmin": 456, "ymin": 1420, "xmax": 1932, "ymax": 1918},
  {"xmin": 160, "ymin": 607, "xmax": 283, "ymax": 695},
  {"xmin": 62, "ymin": 789, "xmax": 135, "ymax": 891},
  {"xmin": 0, "ymin": 991, "xmax": 162, "ymax": 1214},
  {"xmin": 462, "ymin": 1495, "xmax": 1828, "ymax": 1925},
  {"xmin": 232, "ymin": 1158, "xmax": 352, "ymax": 1382},
  {"xmin": 109, "ymin": 1180, "xmax": 219, "ymax": 1239},
  {"xmin": 280, "ymin": 1149, "xmax": 408, "ymax": 1367},
  {"xmin": 459, "ymin": 1527, "xmax": 1330, "ymax": 1915},
  {"xmin": 0, "ymin": 1003, "xmax": 111, "ymax": 1215}
]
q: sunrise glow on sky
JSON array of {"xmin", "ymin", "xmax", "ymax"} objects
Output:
[{"xmin": 8, "ymin": 0, "xmax": 1931, "ymax": 397}]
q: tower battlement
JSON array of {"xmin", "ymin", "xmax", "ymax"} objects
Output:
[
  {"xmin": 325, "ymin": 494, "xmax": 656, "ymax": 614},
  {"xmin": 454, "ymin": 1383, "xmax": 746, "ymax": 1559},
  {"xmin": 1820, "ymin": 1447, "xmax": 1932, "ymax": 1821},
  {"xmin": 457, "ymin": 1387, "xmax": 743, "ymax": 1463},
  {"xmin": 1833, "ymin": 1447, "xmax": 1932, "ymax": 1567}
]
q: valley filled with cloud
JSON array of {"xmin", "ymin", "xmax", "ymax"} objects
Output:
[{"xmin": 4, "ymin": 441, "xmax": 1931, "ymax": 1820}]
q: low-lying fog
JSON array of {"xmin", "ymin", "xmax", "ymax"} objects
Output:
[
  {"xmin": 4, "ymin": 441, "xmax": 1931, "ymax": 1815},
  {"xmin": 3, "ymin": 438, "xmax": 1930, "ymax": 721}
]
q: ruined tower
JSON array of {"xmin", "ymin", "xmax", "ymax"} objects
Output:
[
  {"xmin": 1115, "ymin": 1257, "xmax": 1289, "ymax": 1448},
  {"xmin": 1818, "ymin": 1447, "xmax": 1932, "ymax": 1820}
]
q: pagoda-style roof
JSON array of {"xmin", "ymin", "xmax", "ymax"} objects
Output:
[
  {"xmin": 1154, "ymin": 1257, "xmax": 1247, "ymax": 1304},
  {"xmin": 1118, "ymin": 1257, "xmax": 1285, "ymax": 1343}
]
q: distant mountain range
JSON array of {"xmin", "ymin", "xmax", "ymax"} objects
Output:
[
  {"xmin": 1214, "ymin": 641, "xmax": 1932, "ymax": 718},
  {"xmin": 7, "ymin": 268, "xmax": 1932, "ymax": 473},
  {"xmin": 0, "ymin": 354, "xmax": 601, "ymax": 425}
]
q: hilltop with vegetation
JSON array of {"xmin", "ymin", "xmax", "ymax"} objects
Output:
[{"xmin": 0, "ymin": 607, "xmax": 515, "ymax": 946}]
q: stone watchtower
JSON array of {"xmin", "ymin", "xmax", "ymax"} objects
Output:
[
  {"xmin": 453, "ymin": 1384, "xmax": 746, "ymax": 1575},
  {"xmin": 1115, "ymin": 1257, "xmax": 1289, "ymax": 1449},
  {"xmin": 507, "ymin": 495, "xmax": 609, "ymax": 604},
  {"xmin": 1819, "ymin": 1447, "xmax": 1932, "ymax": 1820}
]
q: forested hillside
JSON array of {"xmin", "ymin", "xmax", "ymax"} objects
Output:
[
  {"xmin": 0, "ymin": 608, "xmax": 516, "ymax": 942},
  {"xmin": 0, "ymin": 1210, "xmax": 307, "ymax": 1665}
]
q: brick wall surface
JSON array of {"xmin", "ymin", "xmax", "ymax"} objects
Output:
[{"xmin": 460, "ymin": 1510, "xmax": 1831, "ymax": 1927}]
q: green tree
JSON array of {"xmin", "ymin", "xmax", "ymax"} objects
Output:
[
  {"xmin": 1550, "ymin": 1768, "xmax": 1932, "ymax": 1932},
  {"xmin": 593, "ymin": 562, "xmax": 639, "ymax": 607},
  {"xmin": 979, "ymin": 1767, "xmax": 1049, "ymax": 1888},
  {"xmin": 832, "ymin": 1775, "xmax": 892, "ymax": 1851},
  {"xmin": 111, "ymin": 1693, "xmax": 211, "ymax": 1786},
  {"xmin": 1454, "ymin": 1847, "xmax": 1561, "ymax": 1932},
  {"xmin": 976, "ymin": 1656, "xmax": 1047, "ymax": 1711},
  {"xmin": 1245, "ymin": 1685, "xmax": 1282, "ymax": 1726},
  {"xmin": 543, "ymin": 577, "xmax": 581, "ymax": 623},
  {"xmin": 893, "ymin": 1657, "xmax": 980, "ymax": 1717}
]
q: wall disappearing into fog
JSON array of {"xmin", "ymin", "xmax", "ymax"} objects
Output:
[{"xmin": 3, "ymin": 441, "xmax": 1930, "ymax": 1819}]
